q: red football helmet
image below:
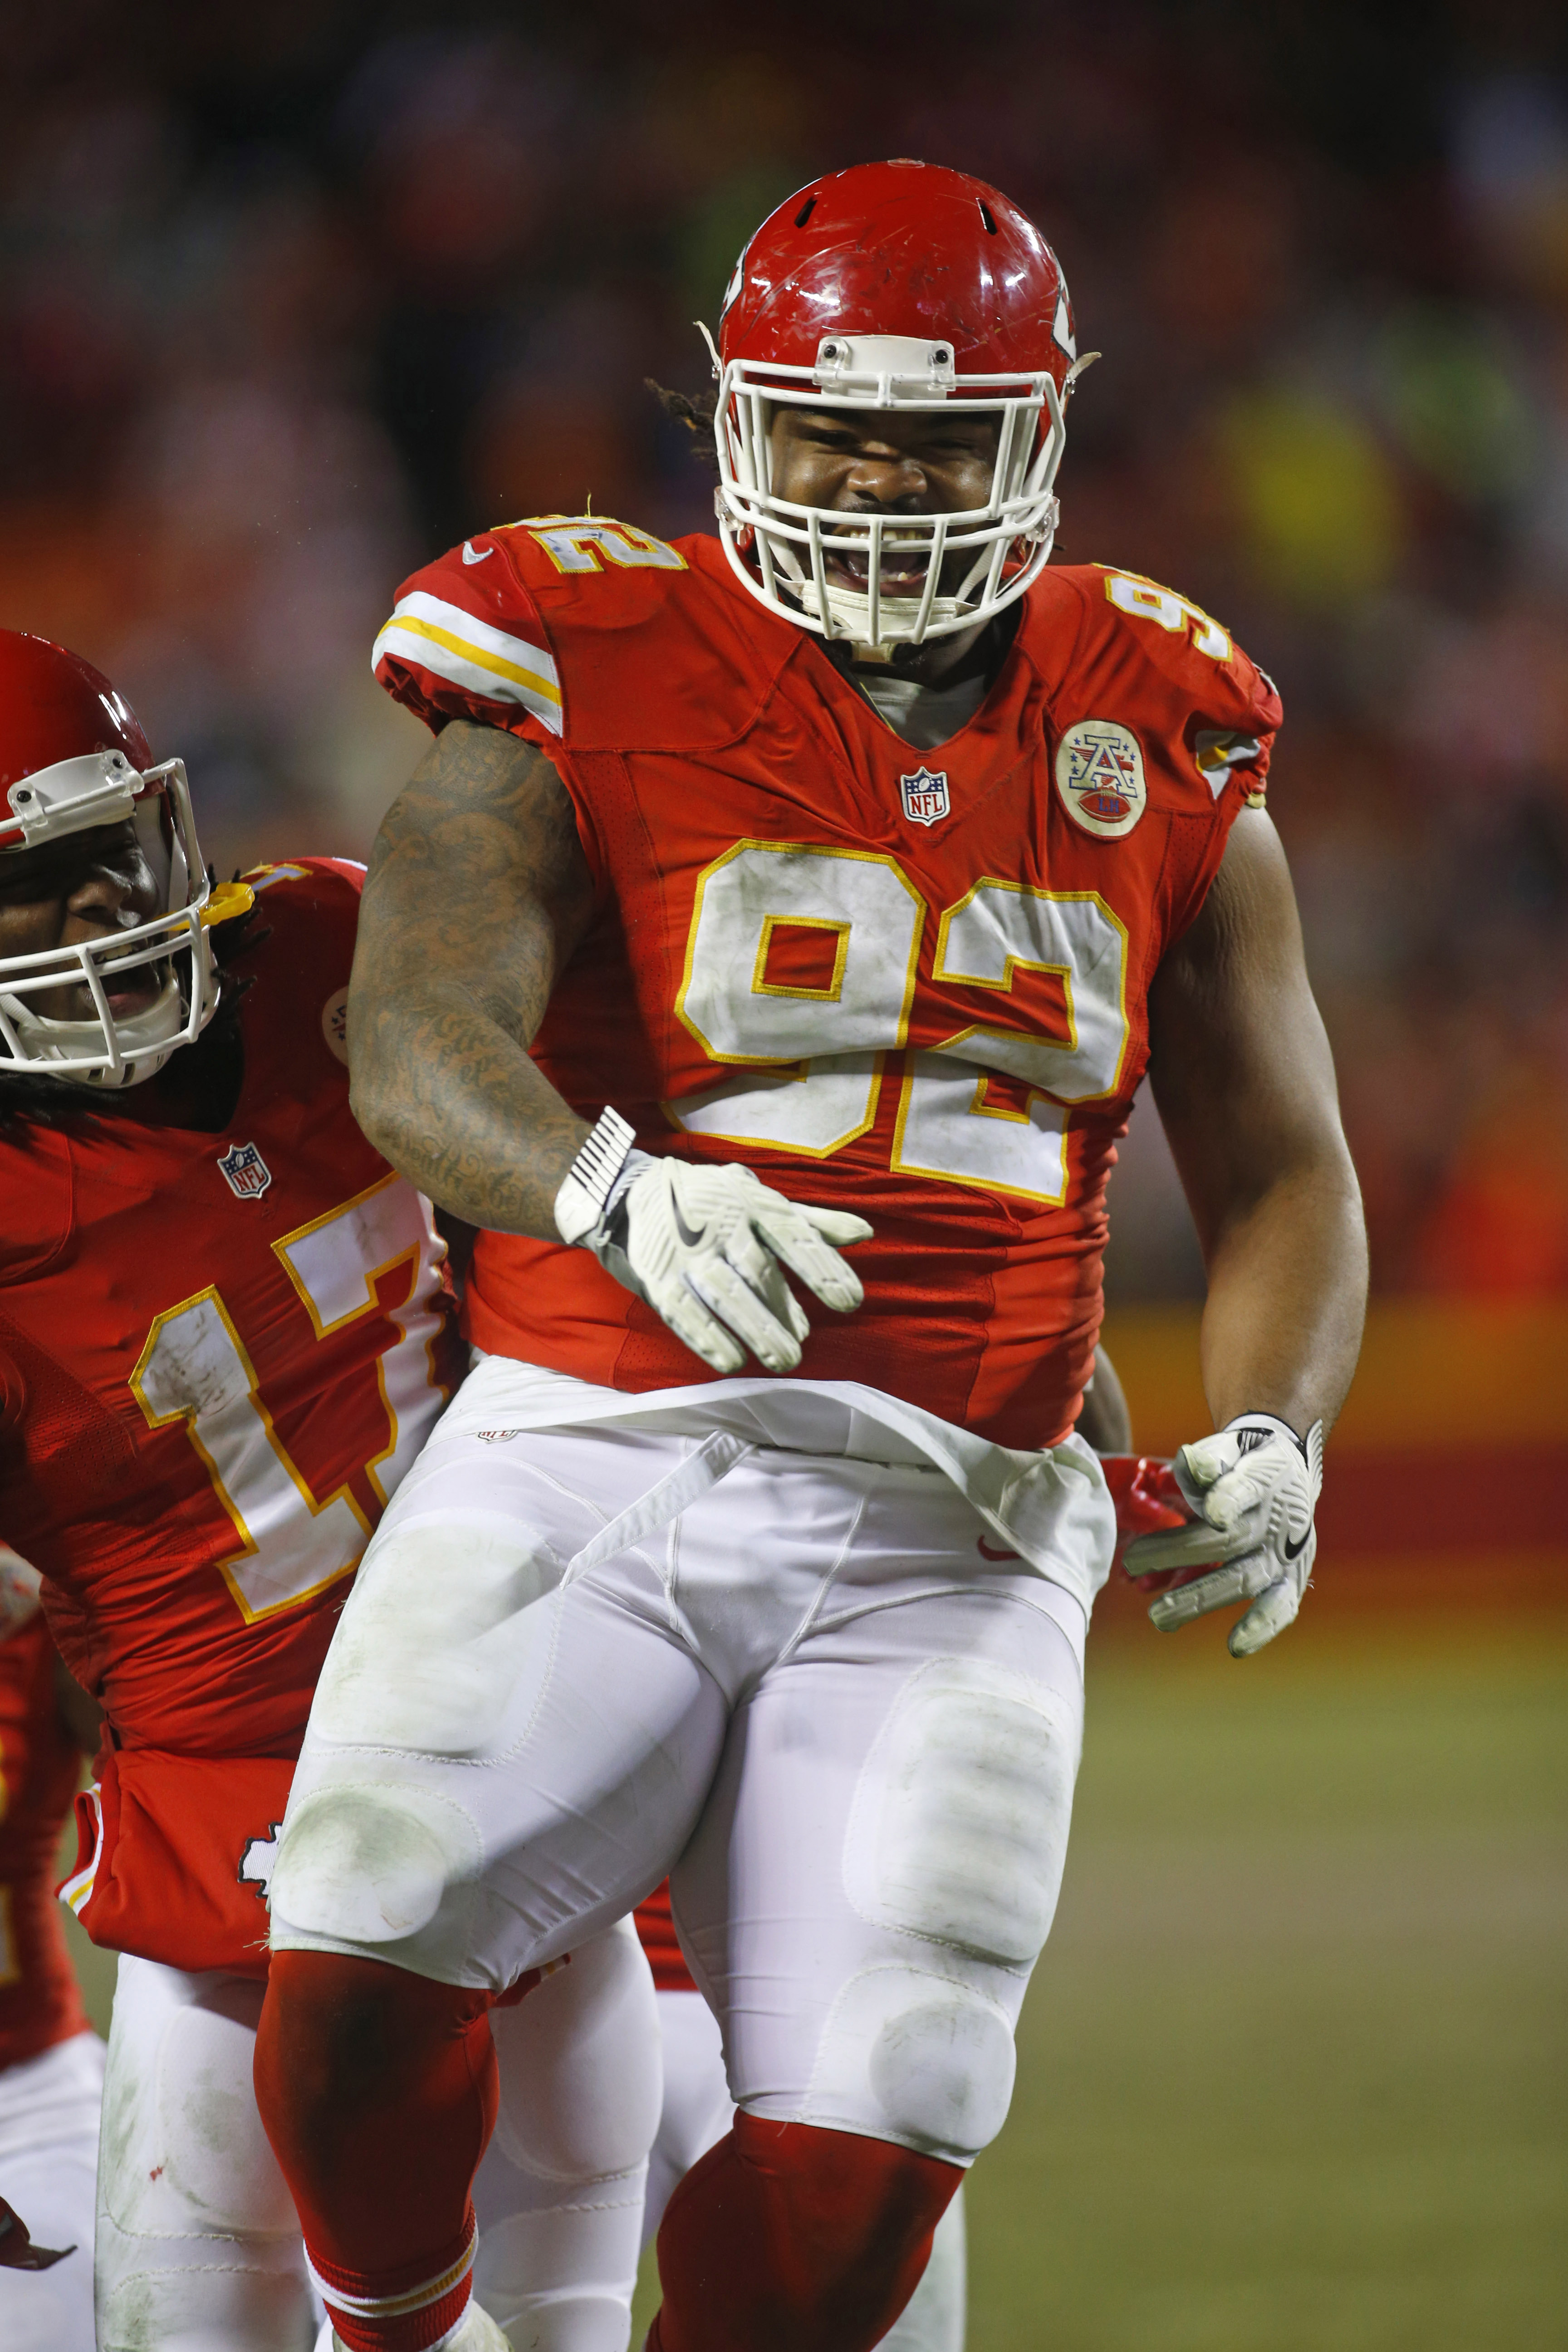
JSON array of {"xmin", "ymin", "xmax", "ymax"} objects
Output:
[
  {"xmin": 0, "ymin": 631, "xmax": 238, "ymax": 1088},
  {"xmin": 708, "ymin": 159, "xmax": 1092, "ymax": 651}
]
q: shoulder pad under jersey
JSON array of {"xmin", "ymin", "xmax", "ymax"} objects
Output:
[
  {"xmin": 1029, "ymin": 564, "xmax": 1283, "ymax": 812},
  {"xmin": 373, "ymin": 521, "xmax": 798, "ymax": 755}
]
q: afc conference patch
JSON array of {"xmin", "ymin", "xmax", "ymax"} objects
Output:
[
  {"xmin": 899, "ymin": 767, "xmax": 951, "ymax": 827},
  {"xmin": 1054, "ymin": 719, "xmax": 1147, "ymax": 839},
  {"xmin": 216, "ymin": 1141, "xmax": 274, "ymax": 1200}
]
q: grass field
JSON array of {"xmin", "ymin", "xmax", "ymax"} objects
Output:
[
  {"xmin": 961, "ymin": 1622, "xmax": 1568, "ymax": 2352},
  {"xmin": 67, "ymin": 1623, "xmax": 1568, "ymax": 2350}
]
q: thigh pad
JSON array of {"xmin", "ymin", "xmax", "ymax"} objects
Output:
[{"xmin": 843, "ymin": 1655, "xmax": 1081, "ymax": 1970}]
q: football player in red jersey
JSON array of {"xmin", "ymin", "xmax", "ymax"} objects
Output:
[
  {"xmin": 257, "ymin": 162, "xmax": 1367, "ymax": 2352},
  {"xmin": 0, "ymin": 1551, "xmax": 103, "ymax": 2352},
  {"xmin": 0, "ymin": 631, "xmax": 663, "ymax": 2352}
]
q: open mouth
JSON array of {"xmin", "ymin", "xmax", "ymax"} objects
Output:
[
  {"xmin": 104, "ymin": 979, "xmax": 160, "ymax": 1014},
  {"xmin": 823, "ymin": 544, "xmax": 933, "ymax": 598},
  {"xmin": 89, "ymin": 962, "xmax": 163, "ymax": 1019}
]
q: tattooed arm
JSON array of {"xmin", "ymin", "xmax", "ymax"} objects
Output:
[{"xmin": 346, "ymin": 719, "xmax": 597, "ymax": 1233}]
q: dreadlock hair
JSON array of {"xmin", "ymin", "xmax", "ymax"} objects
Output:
[
  {"xmin": 0, "ymin": 874, "xmax": 269, "ymax": 1137},
  {"xmin": 647, "ymin": 379, "xmax": 720, "ymax": 471}
]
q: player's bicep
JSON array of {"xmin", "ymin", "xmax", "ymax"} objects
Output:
[
  {"xmin": 1146, "ymin": 808, "xmax": 1347, "ymax": 1246},
  {"xmin": 353, "ymin": 719, "xmax": 595, "ymax": 1049}
]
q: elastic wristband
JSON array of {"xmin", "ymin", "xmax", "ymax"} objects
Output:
[
  {"xmin": 555, "ymin": 1106, "xmax": 637, "ymax": 1245},
  {"xmin": 1223, "ymin": 1411, "xmax": 1303, "ymax": 1452}
]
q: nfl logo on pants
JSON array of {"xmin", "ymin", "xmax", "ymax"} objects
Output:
[{"xmin": 899, "ymin": 767, "xmax": 950, "ymax": 826}]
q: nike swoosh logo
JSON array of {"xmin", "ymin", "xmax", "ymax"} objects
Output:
[
  {"xmin": 977, "ymin": 1538, "xmax": 1021, "ymax": 1561},
  {"xmin": 674, "ymin": 1209, "xmax": 706, "ymax": 1249},
  {"xmin": 461, "ymin": 541, "xmax": 493, "ymax": 564},
  {"xmin": 1283, "ymin": 1529, "xmax": 1310, "ymax": 1560}
]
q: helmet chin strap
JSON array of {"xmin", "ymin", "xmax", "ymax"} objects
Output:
[
  {"xmin": 770, "ymin": 543, "xmax": 976, "ymax": 658},
  {"xmin": 811, "ymin": 580, "xmax": 975, "ymax": 660}
]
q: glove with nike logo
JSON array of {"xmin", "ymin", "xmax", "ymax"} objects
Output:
[
  {"xmin": 1120, "ymin": 1414, "xmax": 1324, "ymax": 1657},
  {"xmin": 555, "ymin": 1108, "xmax": 872, "ymax": 1375}
]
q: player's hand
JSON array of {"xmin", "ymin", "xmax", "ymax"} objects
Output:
[
  {"xmin": 583, "ymin": 1154, "xmax": 871, "ymax": 1375},
  {"xmin": 1120, "ymin": 1415, "xmax": 1324, "ymax": 1657}
]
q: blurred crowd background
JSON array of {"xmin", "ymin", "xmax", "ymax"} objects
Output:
[{"xmin": 3, "ymin": 0, "xmax": 1566, "ymax": 1304}]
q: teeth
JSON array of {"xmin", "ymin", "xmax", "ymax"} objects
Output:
[{"xmin": 835, "ymin": 552, "xmax": 926, "ymax": 582}]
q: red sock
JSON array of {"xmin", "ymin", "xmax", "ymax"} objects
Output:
[
  {"xmin": 647, "ymin": 2112, "xmax": 961, "ymax": 2352},
  {"xmin": 255, "ymin": 1951, "xmax": 498, "ymax": 2351}
]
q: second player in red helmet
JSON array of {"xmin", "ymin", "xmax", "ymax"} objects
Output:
[
  {"xmin": 0, "ymin": 630, "xmax": 664, "ymax": 2352},
  {"xmin": 0, "ymin": 628, "xmax": 230, "ymax": 1086}
]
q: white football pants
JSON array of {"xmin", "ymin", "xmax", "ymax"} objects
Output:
[
  {"xmin": 95, "ymin": 1923, "xmax": 655, "ymax": 2352},
  {"xmin": 646, "ymin": 1988, "xmax": 965, "ymax": 2352},
  {"xmin": 0, "ymin": 2028, "xmax": 103, "ymax": 2352},
  {"xmin": 272, "ymin": 1367, "xmax": 1099, "ymax": 2173}
]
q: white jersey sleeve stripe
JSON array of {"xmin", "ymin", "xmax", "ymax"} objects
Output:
[{"xmin": 372, "ymin": 590, "xmax": 564, "ymax": 736}]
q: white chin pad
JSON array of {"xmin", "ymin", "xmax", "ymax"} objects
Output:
[{"xmin": 808, "ymin": 579, "xmax": 973, "ymax": 647}]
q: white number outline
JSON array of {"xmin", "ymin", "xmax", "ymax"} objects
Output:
[
  {"xmin": 129, "ymin": 1175, "xmax": 451, "ymax": 1625},
  {"xmin": 671, "ymin": 850, "xmax": 1133, "ymax": 1202},
  {"xmin": 130, "ymin": 1288, "xmax": 371, "ymax": 1626},
  {"xmin": 891, "ymin": 880, "xmax": 1131, "ymax": 1206},
  {"xmin": 670, "ymin": 840, "xmax": 925, "ymax": 1159},
  {"xmin": 271, "ymin": 1173, "xmax": 450, "ymax": 1509},
  {"xmin": 928, "ymin": 879, "xmax": 1131, "ymax": 1104},
  {"xmin": 1103, "ymin": 569, "xmax": 1232, "ymax": 662},
  {"xmin": 525, "ymin": 517, "xmax": 687, "ymax": 575}
]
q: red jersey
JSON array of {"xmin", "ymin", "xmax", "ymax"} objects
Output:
[
  {"xmin": 0, "ymin": 861, "xmax": 466, "ymax": 1971},
  {"xmin": 374, "ymin": 524, "xmax": 1276, "ymax": 1446},
  {"xmin": 0, "ymin": 1616, "xmax": 87, "ymax": 2069}
]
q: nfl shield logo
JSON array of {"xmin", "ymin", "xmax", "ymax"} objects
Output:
[
  {"xmin": 899, "ymin": 767, "xmax": 951, "ymax": 827},
  {"xmin": 216, "ymin": 1142, "xmax": 273, "ymax": 1201}
]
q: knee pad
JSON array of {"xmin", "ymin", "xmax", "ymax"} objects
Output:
[
  {"xmin": 308, "ymin": 1519, "xmax": 559, "ymax": 1758},
  {"xmin": 268, "ymin": 1781, "xmax": 480, "ymax": 1954},
  {"xmin": 472, "ymin": 1923, "xmax": 657, "ymax": 2348},
  {"xmin": 100, "ymin": 1966, "xmax": 294, "ymax": 2241},
  {"xmin": 843, "ymin": 1655, "xmax": 1080, "ymax": 1969},
  {"xmin": 487, "ymin": 1918, "xmax": 662, "ymax": 2186},
  {"xmin": 800, "ymin": 1963, "xmax": 1015, "ymax": 2161},
  {"xmin": 97, "ymin": 1962, "xmax": 313, "ymax": 2352}
]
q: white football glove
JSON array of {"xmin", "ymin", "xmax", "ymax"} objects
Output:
[
  {"xmin": 1121, "ymin": 1414, "xmax": 1324, "ymax": 1657},
  {"xmin": 555, "ymin": 1109, "xmax": 871, "ymax": 1375}
]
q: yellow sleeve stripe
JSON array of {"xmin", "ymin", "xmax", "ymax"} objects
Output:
[
  {"xmin": 383, "ymin": 613, "xmax": 561, "ymax": 706},
  {"xmin": 372, "ymin": 590, "xmax": 564, "ymax": 736}
]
